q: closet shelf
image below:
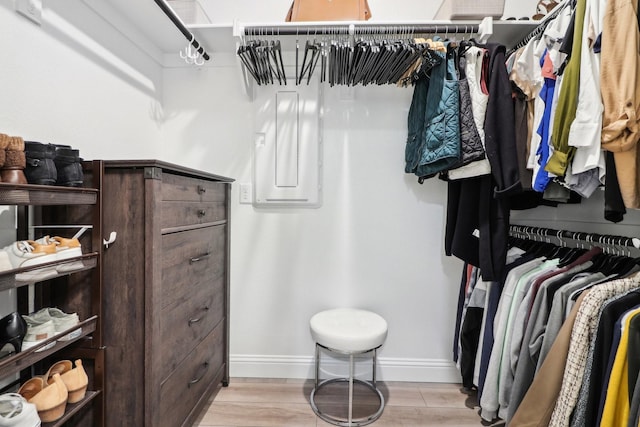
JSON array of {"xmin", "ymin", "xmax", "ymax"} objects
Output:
[
  {"xmin": 41, "ymin": 390, "xmax": 101, "ymax": 427},
  {"xmin": 0, "ymin": 183, "xmax": 98, "ymax": 206},
  {"xmin": 0, "ymin": 253, "xmax": 99, "ymax": 293},
  {"xmin": 0, "ymin": 315, "xmax": 98, "ymax": 379},
  {"xmin": 186, "ymin": 17, "xmax": 543, "ymax": 54}
]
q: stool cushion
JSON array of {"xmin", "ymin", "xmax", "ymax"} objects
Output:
[{"xmin": 310, "ymin": 308, "xmax": 388, "ymax": 353}]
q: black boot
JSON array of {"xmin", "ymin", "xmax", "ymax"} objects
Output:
[
  {"xmin": 24, "ymin": 141, "xmax": 57, "ymax": 185},
  {"xmin": 54, "ymin": 145, "xmax": 83, "ymax": 187}
]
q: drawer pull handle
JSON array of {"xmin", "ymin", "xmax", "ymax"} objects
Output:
[
  {"xmin": 197, "ymin": 209, "xmax": 207, "ymax": 218},
  {"xmin": 188, "ymin": 317, "xmax": 202, "ymax": 326},
  {"xmin": 190, "ymin": 252, "xmax": 210, "ymax": 264},
  {"xmin": 188, "ymin": 306, "xmax": 210, "ymax": 326},
  {"xmin": 188, "ymin": 361, "xmax": 210, "ymax": 388},
  {"xmin": 197, "ymin": 185, "xmax": 207, "ymax": 194}
]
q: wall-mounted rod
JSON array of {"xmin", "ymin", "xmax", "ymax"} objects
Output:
[
  {"xmin": 241, "ymin": 23, "xmax": 480, "ymax": 37},
  {"xmin": 153, "ymin": 0, "xmax": 210, "ymax": 61},
  {"xmin": 509, "ymin": 224, "xmax": 640, "ymax": 249}
]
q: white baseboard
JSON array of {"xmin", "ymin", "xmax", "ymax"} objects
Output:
[{"xmin": 229, "ymin": 354, "xmax": 461, "ymax": 383}]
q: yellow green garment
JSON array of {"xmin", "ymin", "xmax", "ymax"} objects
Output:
[
  {"xmin": 600, "ymin": 308, "xmax": 640, "ymax": 427},
  {"xmin": 545, "ymin": 0, "xmax": 587, "ymax": 176}
]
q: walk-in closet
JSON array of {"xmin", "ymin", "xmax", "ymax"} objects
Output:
[{"xmin": 0, "ymin": 0, "xmax": 638, "ymax": 426}]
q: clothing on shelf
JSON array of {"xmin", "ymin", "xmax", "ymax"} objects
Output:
[{"xmin": 454, "ymin": 225, "xmax": 640, "ymax": 426}]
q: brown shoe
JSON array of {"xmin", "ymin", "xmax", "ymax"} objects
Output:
[
  {"xmin": 18, "ymin": 373, "xmax": 68, "ymax": 422},
  {"xmin": 1, "ymin": 137, "xmax": 27, "ymax": 184},
  {"xmin": 45, "ymin": 359, "xmax": 88, "ymax": 403}
]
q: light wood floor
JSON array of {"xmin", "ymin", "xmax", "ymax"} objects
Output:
[{"xmin": 193, "ymin": 378, "xmax": 496, "ymax": 427}]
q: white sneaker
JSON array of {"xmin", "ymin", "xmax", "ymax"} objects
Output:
[
  {"xmin": 20, "ymin": 317, "xmax": 56, "ymax": 352},
  {"xmin": 0, "ymin": 393, "xmax": 41, "ymax": 427},
  {"xmin": 35, "ymin": 236, "xmax": 83, "ymax": 273},
  {"xmin": 28, "ymin": 308, "xmax": 81, "ymax": 342},
  {"xmin": 2, "ymin": 241, "xmax": 58, "ymax": 282}
]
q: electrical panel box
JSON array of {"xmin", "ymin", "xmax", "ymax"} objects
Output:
[{"xmin": 253, "ymin": 79, "xmax": 323, "ymax": 208}]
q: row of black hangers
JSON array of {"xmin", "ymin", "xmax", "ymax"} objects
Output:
[
  {"xmin": 296, "ymin": 36, "xmax": 440, "ymax": 87},
  {"xmin": 509, "ymin": 236, "xmax": 640, "ymax": 277},
  {"xmin": 237, "ymin": 39, "xmax": 287, "ymax": 86},
  {"xmin": 237, "ymin": 27, "xmax": 478, "ymax": 87}
]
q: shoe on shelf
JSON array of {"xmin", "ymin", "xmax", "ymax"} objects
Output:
[
  {"xmin": 1, "ymin": 137, "xmax": 28, "ymax": 185},
  {"xmin": 18, "ymin": 374, "xmax": 67, "ymax": 423},
  {"xmin": 20, "ymin": 317, "xmax": 55, "ymax": 353},
  {"xmin": 24, "ymin": 141, "xmax": 57, "ymax": 186},
  {"xmin": 34, "ymin": 236, "xmax": 83, "ymax": 274},
  {"xmin": 0, "ymin": 312, "xmax": 27, "ymax": 358},
  {"xmin": 0, "ymin": 393, "xmax": 41, "ymax": 427},
  {"xmin": 2, "ymin": 241, "xmax": 58, "ymax": 283},
  {"xmin": 53, "ymin": 145, "xmax": 83, "ymax": 187},
  {"xmin": 44, "ymin": 360, "xmax": 88, "ymax": 404},
  {"xmin": 27, "ymin": 308, "xmax": 81, "ymax": 342}
]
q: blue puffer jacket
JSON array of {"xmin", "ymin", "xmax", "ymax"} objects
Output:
[{"xmin": 415, "ymin": 46, "xmax": 461, "ymax": 178}]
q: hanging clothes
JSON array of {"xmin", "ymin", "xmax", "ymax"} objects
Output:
[
  {"xmin": 545, "ymin": 0, "xmax": 588, "ymax": 177},
  {"xmin": 415, "ymin": 43, "xmax": 461, "ymax": 179},
  {"xmin": 573, "ymin": 292, "xmax": 640, "ymax": 427},
  {"xmin": 600, "ymin": 0, "xmax": 640, "ymax": 209},
  {"xmin": 445, "ymin": 51, "xmax": 485, "ymax": 174},
  {"xmin": 454, "ymin": 227, "xmax": 640, "ymax": 426},
  {"xmin": 448, "ymin": 45, "xmax": 492, "ymax": 180},
  {"xmin": 444, "ymin": 42, "xmax": 522, "ymax": 282},
  {"xmin": 479, "ymin": 256, "xmax": 553, "ymax": 421},
  {"xmin": 564, "ymin": 0, "xmax": 607, "ymax": 199},
  {"xmin": 404, "ymin": 46, "xmax": 444, "ymax": 175},
  {"xmin": 532, "ymin": 50, "xmax": 557, "ymax": 192},
  {"xmin": 513, "ymin": 273, "xmax": 640, "ymax": 427}
]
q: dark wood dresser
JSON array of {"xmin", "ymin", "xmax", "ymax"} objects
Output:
[{"xmin": 98, "ymin": 160, "xmax": 233, "ymax": 427}]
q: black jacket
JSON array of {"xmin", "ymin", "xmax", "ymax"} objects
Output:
[{"xmin": 445, "ymin": 43, "xmax": 522, "ymax": 281}]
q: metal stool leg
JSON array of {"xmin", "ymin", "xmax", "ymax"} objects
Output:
[
  {"xmin": 348, "ymin": 354, "xmax": 354, "ymax": 426},
  {"xmin": 315, "ymin": 343, "xmax": 320, "ymax": 388},
  {"xmin": 372, "ymin": 348, "xmax": 377, "ymax": 387},
  {"xmin": 310, "ymin": 344, "xmax": 384, "ymax": 427}
]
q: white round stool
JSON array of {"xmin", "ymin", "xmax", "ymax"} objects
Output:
[{"xmin": 309, "ymin": 308, "xmax": 388, "ymax": 427}]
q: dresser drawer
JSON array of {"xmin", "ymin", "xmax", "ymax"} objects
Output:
[
  {"xmin": 159, "ymin": 272, "xmax": 225, "ymax": 374},
  {"xmin": 161, "ymin": 225, "xmax": 226, "ymax": 309},
  {"xmin": 159, "ymin": 323, "xmax": 225, "ymax": 427},
  {"xmin": 161, "ymin": 201, "xmax": 226, "ymax": 229},
  {"xmin": 161, "ymin": 172, "xmax": 227, "ymax": 203}
]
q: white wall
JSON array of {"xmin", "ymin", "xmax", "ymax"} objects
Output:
[{"xmin": 0, "ymin": 0, "xmax": 164, "ymax": 160}]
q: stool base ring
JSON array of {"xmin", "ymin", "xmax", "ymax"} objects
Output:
[{"xmin": 310, "ymin": 378, "xmax": 385, "ymax": 427}]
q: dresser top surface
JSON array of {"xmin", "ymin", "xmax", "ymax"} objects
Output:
[{"xmin": 99, "ymin": 159, "xmax": 235, "ymax": 183}]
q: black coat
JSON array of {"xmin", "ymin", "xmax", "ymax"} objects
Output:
[{"xmin": 445, "ymin": 43, "xmax": 522, "ymax": 281}]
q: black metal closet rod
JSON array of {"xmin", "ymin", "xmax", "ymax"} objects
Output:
[
  {"xmin": 509, "ymin": 225, "xmax": 640, "ymax": 249},
  {"xmin": 242, "ymin": 23, "xmax": 480, "ymax": 37},
  {"xmin": 153, "ymin": 0, "xmax": 210, "ymax": 61}
]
